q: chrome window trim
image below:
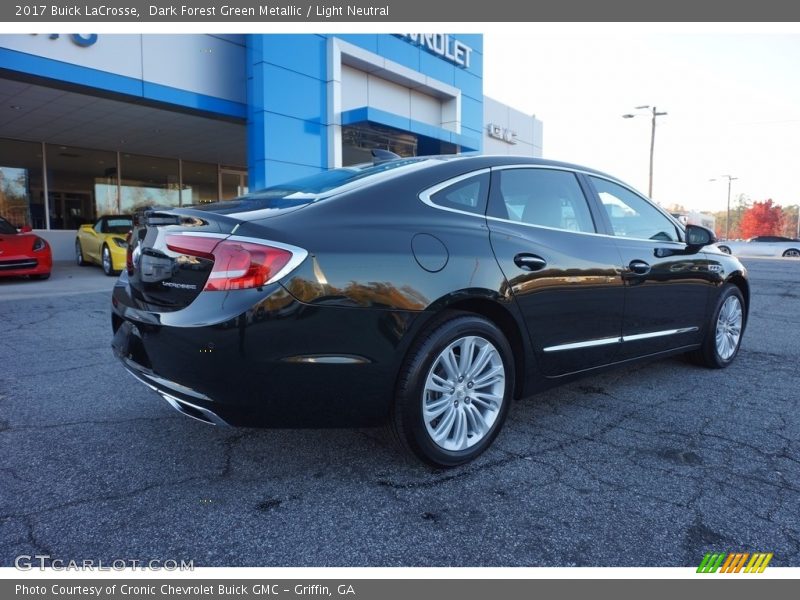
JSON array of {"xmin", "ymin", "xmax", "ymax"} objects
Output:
[
  {"xmin": 543, "ymin": 326, "xmax": 700, "ymax": 353},
  {"xmin": 417, "ymin": 164, "xmax": 687, "ymax": 245}
]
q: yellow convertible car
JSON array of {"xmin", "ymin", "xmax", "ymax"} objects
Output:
[{"xmin": 75, "ymin": 215, "xmax": 132, "ymax": 275}]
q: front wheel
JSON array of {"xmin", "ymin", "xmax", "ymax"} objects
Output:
[
  {"xmin": 75, "ymin": 240, "xmax": 88, "ymax": 266},
  {"xmin": 687, "ymin": 284, "xmax": 745, "ymax": 368},
  {"xmin": 389, "ymin": 314, "xmax": 514, "ymax": 467},
  {"xmin": 782, "ymin": 248, "xmax": 800, "ymax": 258}
]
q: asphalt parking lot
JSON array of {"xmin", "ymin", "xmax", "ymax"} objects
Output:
[{"xmin": 0, "ymin": 258, "xmax": 798, "ymax": 567}]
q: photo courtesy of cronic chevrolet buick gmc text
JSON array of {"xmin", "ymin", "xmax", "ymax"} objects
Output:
[{"xmin": 111, "ymin": 155, "xmax": 749, "ymax": 466}]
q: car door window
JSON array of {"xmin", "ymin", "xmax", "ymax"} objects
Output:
[
  {"xmin": 589, "ymin": 177, "xmax": 679, "ymax": 242},
  {"xmin": 428, "ymin": 172, "xmax": 489, "ymax": 215},
  {"xmin": 489, "ymin": 168, "xmax": 596, "ymax": 233}
]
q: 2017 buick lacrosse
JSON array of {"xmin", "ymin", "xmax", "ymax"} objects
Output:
[{"xmin": 112, "ymin": 155, "xmax": 748, "ymax": 466}]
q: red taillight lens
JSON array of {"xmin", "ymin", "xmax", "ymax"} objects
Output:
[
  {"xmin": 125, "ymin": 232, "xmax": 134, "ymax": 274},
  {"xmin": 165, "ymin": 234, "xmax": 293, "ymax": 291}
]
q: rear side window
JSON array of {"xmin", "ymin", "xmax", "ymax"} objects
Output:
[
  {"xmin": 488, "ymin": 168, "xmax": 596, "ymax": 233},
  {"xmin": 589, "ymin": 176, "xmax": 680, "ymax": 242},
  {"xmin": 428, "ymin": 172, "xmax": 490, "ymax": 215}
]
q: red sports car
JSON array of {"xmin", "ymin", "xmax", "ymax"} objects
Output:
[{"xmin": 0, "ymin": 216, "xmax": 52, "ymax": 280}]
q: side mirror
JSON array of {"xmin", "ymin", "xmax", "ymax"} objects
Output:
[
  {"xmin": 19, "ymin": 225, "xmax": 32, "ymax": 233},
  {"xmin": 685, "ymin": 224, "xmax": 717, "ymax": 248}
]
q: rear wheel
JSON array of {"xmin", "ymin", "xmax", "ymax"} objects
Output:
[
  {"xmin": 75, "ymin": 240, "xmax": 88, "ymax": 266},
  {"xmin": 389, "ymin": 314, "xmax": 514, "ymax": 467},
  {"xmin": 101, "ymin": 245, "xmax": 115, "ymax": 276},
  {"xmin": 687, "ymin": 284, "xmax": 744, "ymax": 368},
  {"xmin": 782, "ymin": 248, "xmax": 800, "ymax": 258}
]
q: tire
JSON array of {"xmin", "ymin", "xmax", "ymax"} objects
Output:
[
  {"xmin": 687, "ymin": 284, "xmax": 745, "ymax": 368},
  {"xmin": 782, "ymin": 248, "xmax": 800, "ymax": 258},
  {"xmin": 30, "ymin": 273, "xmax": 50, "ymax": 280},
  {"xmin": 718, "ymin": 245, "xmax": 731, "ymax": 254},
  {"xmin": 75, "ymin": 240, "xmax": 88, "ymax": 266},
  {"xmin": 101, "ymin": 245, "xmax": 115, "ymax": 276},
  {"xmin": 389, "ymin": 313, "xmax": 514, "ymax": 467}
]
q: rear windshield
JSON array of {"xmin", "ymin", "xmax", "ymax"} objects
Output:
[
  {"xmin": 107, "ymin": 218, "xmax": 133, "ymax": 233},
  {"xmin": 190, "ymin": 157, "xmax": 431, "ymax": 213}
]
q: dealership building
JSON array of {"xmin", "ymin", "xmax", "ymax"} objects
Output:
[{"xmin": 0, "ymin": 34, "xmax": 542, "ymax": 243}]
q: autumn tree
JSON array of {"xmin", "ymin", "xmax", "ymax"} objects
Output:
[
  {"xmin": 712, "ymin": 193, "xmax": 750, "ymax": 239},
  {"xmin": 739, "ymin": 199, "xmax": 784, "ymax": 239}
]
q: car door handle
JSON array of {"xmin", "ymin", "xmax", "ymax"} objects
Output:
[
  {"xmin": 514, "ymin": 254, "xmax": 547, "ymax": 271},
  {"xmin": 627, "ymin": 260, "xmax": 651, "ymax": 275}
]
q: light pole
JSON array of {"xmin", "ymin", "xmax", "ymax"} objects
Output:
[
  {"xmin": 792, "ymin": 204, "xmax": 800, "ymax": 240},
  {"xmin": 709, "ymin": 175, "xmax": 738, "ymax": 240},
  {"xmin": 622, "ymin": 105, "xmax": 668, "ymax": 198}
]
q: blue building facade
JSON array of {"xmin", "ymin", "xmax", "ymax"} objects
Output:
[
  {"xmin": 246, "ymin": 34, "xmax": 483, "ymax": 188},
  {"xmin": 0, "ymin": 33, "xmax": 507, "ymax": 232}
]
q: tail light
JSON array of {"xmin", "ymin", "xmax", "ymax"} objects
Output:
[
  {"xmin": 166, "ymin": 234, "xmax": 298, "ymax": 291},
  {"xmin": 125, "ymin": 232, "xmax": 134, "ymax": 274}
]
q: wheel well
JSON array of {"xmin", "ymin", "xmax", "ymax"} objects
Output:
[
  {"xmin": 443, "ymin": 298, "xmax": 528, "ymax": 400},
  {"xmin": 727, "ymin": 273, "xmax": 750, "ymax": 316}
]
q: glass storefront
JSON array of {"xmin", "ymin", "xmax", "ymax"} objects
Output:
[
  {"xmin": 120, "ymin": 153, "xmax": 180, "ymax": 214},
  {"xmin": 0, "ymin": 139, "xmax": 43, "ymax": 228},
  {"xmin": 181, "ymin": 161, "xmax": 219, "ymax": 205},
  {"xmin": 0, "ymin": 136, "xmax": 246, "ymax": 229},
  {"xmin": 45, "ymin": 144, "xmax": 117, "ymax": 229},
  {"xmin": 342, "ymin": 124, "xmax": 419, "ymax": 166}
]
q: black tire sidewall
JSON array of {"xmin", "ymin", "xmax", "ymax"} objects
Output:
[
  {"xmin": 397, "ymin": 315, "xmax": 514, "ymax": 467},
  {"xmin": 75, "ymin": 240, "xmax": 83, "ymax": 265},
  {"xmin": 706, "ymin": 285, "xmax": 745, "ymax": 368}
]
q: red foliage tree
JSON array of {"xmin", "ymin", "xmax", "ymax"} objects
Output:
[{"xmin": 739, "ymin": 199, "xmax": 784, "ymax": 239}]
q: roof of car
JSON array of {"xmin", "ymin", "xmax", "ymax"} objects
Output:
[{"xmin": 397, "ymin": 153, "xmax": 621, "ymax": 180}]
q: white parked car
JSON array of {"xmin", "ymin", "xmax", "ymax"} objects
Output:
[{"xmin": 717, "ymin": 236, "xmax": 800, "ymax": 258}]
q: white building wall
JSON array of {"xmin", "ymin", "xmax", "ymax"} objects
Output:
[{"xmin": 483, "ymin": 96, "xmax": 543, "ymax": 157}]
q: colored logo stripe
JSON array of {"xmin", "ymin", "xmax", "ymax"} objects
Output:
[{"xmin": 697, "ymin": 552, "xmax": 773, "ymax": 573}]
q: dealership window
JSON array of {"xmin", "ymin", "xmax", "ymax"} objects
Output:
[
  {"xmin": 342, "ymin": 124, "xmax": 418, "ymax": 166},
  {"xmin": 45, "ymin": 144, "xmax": 118, "ymax": 229},
  {"xmin": 181, "ymin": 161, "xmax": 219, "ymax": 205},
  {"xmin": 0, "ymin": 138, "xmax": 43, "ymax": 229},
  {"xmin": 120, "ymin": 153, "xmax": 180, "ymax": 214}
]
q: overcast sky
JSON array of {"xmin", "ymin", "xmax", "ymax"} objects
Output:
[{"xmin": 483, "ymin": 30, "xmax": 800, "ymax": 213}]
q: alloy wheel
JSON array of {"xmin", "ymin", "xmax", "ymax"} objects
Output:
[
  {"xmin": 422, "ymin": 335, "xmax": 505, "ymax": 451},
  {"xmin": 102, "ymin": 247, "xmax": 112, "ymax": 274},
  {"xmin": 715, "ymin": 295, "xmax": 743, "ymax": 360}
]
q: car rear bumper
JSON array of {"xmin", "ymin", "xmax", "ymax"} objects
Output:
[{"xmin": 111, "ymin": 275, "xmax": 423, "ymax": 427}]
